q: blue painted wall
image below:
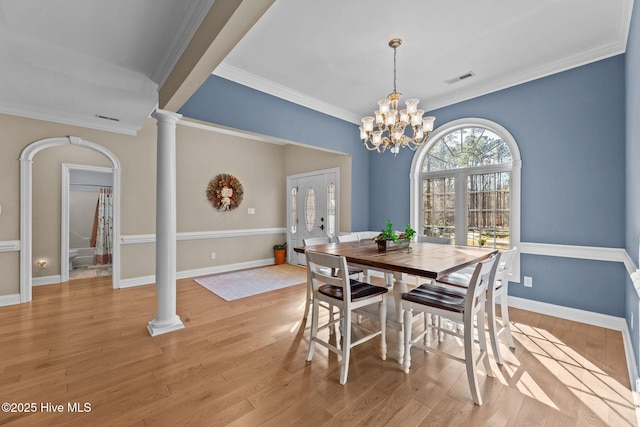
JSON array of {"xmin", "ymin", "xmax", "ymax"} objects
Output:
[
  {"xmin": 178, "ymin": 76, "xmax": 369, "ymax": 230},
  {"xmin": 625, "ymin": 0, "xmax": 640, "ymax": 376},
  {"xmin": 370, "ymin": 57, "xmax": 626, "ymax": 249},
  {"xmin": 179, "ymin": 47, "xmax": 629, "ymax": 320},
  {"xmin": 369, "ymin": 56, "xmax": 627, "ymax": 318}
]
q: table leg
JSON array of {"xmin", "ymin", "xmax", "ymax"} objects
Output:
[{"xmin": 393, "ymin": 271, "xmax": 408, "ymax": 363}]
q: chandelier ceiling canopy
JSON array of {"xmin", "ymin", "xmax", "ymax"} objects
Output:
[{"xmin": 360, "ymin": 38, "xmax": 435, "ymax": 155}]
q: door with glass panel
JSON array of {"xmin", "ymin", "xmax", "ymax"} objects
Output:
[{"xmin": 287, "ymin": 169, "xmax": 339, "ymax": 265}]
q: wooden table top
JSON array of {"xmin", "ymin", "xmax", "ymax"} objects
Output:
[{"xmin": 295, "ymin": 240, "xmax": 497, "ymax": 279}]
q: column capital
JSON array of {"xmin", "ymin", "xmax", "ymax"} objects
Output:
[{"xmin": 152, "ymin": 108, "xmax": 183, "ymax": 124}]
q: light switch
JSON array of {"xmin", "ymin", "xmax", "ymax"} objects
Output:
[{"xmin": 248, "ymin": 208, "xmax": 255, "ymax": 215}]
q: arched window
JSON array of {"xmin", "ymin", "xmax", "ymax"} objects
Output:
[{"xmin": 410, "ymin": 118, "xmax": 522, "ymax": 278}]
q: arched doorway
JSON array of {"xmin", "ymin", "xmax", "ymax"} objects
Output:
[{"xmin": 19, "ymin": 136, "xmax": 121, "ymax": 302}]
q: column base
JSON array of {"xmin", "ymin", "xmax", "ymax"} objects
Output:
[{"xmin": 147, "ymin": 315, "xmax": 185, "ymax": 336}]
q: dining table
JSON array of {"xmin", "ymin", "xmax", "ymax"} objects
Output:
[{"xmin": 294, "ymin": 239, "xmax": 497, "ymax": 362}]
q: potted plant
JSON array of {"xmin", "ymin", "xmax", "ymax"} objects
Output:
[
  {"xmin": 373, "ymin": 220, "xmax": 416, "ymax": 252},
  {"xmin": 273, "ymin": 242, "xmax": 287, "ymax": 265}
]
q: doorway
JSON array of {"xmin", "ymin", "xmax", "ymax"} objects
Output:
[
  {"xmin": 19, "ymin": 136, "xmax": 121, "ymax": 303},
  {"xmin": 286, "ymin": 168, "xmax": 339, "ymax": 265},
  {"xmin": 62, "ymin": 164, "xmax": 114, "ymax": 282}
]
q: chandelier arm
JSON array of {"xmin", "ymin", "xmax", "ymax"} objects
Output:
[{"xmin": 363, "ymin": 140, "xmax": 381, "ymax": 151}]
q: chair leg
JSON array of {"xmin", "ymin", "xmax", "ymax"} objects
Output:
[
  {"xmin": 329, "ymin": 303, "xmax": 335, "ymax": 335},
  {"xmin": 380, "ymin": 296, "xmax": 387, "ymax": 361},
  {"xmin": 340, "ymin": 309, "xmax": 352, "ymax": 385},
  {"xmin": 303, "ymin": 281, "xmax": 311, "ymax": 320},
  {"xmin": 477, "ymin": 310, "xmax": 493, "ymax": 377},
  {"xmin": 402, "ymin": 307, "xmax": 413, "ymax": 373},
  {"xmin": 487, "ymin": 296, "xmax": 504, "ymax": 365},
  {"xmin": 464, "ymin": 311, "xmax": 483, "ymax": 406},
  {"xmin": 500, "ymin": 290, "xmax": 515, "ymax": 348},
  {"xmin": 423, "ymin": 313, "xmax": 430, "ymax": 346},
  {"xmin": 306, "ymin": 298, "xmax": 319, "ymax": 361}
]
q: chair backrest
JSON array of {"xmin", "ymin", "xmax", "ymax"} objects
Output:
[
  {"xmin": 303, "ymin": 236, "xmax": 331, "ymax": 246},
  {"xmin": 337, "ymin": 234, "xmax": 359, "ymax": 243},
  {"xmin": 494, "ymin": 247, "xmax": 517, "ymax": 288},
  {"xmin": 464, "ymin": 253, "xmax": 497, "ymax": 315},
  {"xmin": 356, "ymin": 231, "xmax": 380, "ymax": 241},
  {"xmin": 305, "ymin": 250, "xmax": 351, "ymax": 301},
  {"xmin": 418, "ymin": 235, "xmax": 452, "ymax": 245}
]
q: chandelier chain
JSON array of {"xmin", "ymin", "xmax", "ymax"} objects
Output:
[{"xmin": 393, "ymin": 45, "xmax": 397, "ymax": 94}]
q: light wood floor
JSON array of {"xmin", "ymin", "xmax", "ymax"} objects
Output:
[{"xmin": 0, "ymin": 273, "xmax": 637, "ymax": 426}]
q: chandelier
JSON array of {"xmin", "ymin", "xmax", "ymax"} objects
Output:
[{"xmin": 360, "ymin": 38, "xmax": 435, "ymax": 155}]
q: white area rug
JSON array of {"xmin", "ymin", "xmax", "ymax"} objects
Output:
[{"xmin": 194, "ymin": 264, "xmax": 307, "ymax": 301}]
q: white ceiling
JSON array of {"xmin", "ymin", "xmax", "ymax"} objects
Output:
[{"xmin": 0, "ymin": 0, "xmax": 633, "ymax": 134}]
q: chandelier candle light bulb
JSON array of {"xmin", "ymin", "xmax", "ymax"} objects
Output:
[{"xmin": 360, "ymin": 38, "xmax": 435, "ymax": 155}]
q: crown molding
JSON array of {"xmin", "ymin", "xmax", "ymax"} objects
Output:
[
  {"xmin": 179, "ymin": 118, "xmax": 291, "ymax": 145},
  {"xmin": 423, "ymin": 39, "xmax": 628, "ymax": 112},
  {"xmin": 216, "ymin": 27, "xmax": 628, "ymax": 120},
  {"xmin": 152, "ymin": 0, "xmax": 215, "ymax": 86},
  {"xmin": 0, "ymin": 100, "xmax": 140, "ymax": 135},
  {"xmin": 213, "ymin": 62, "xmax": 362, "ymax": 124}
]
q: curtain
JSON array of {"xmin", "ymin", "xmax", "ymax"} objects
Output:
[{"xmin": 91, "ymin": 187, "xmax": 113, "ymax": 265}]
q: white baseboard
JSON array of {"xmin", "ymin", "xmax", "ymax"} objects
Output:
[
  {"xmin": 621, "ymin": 324, "xmax": 640, "ymax": 392},
  {"xmin": 509, "ymin": 296, "xmax": 626, "ymax": 331},
  {"xmin": 119, "ymin": 275, "xmax": 156, "ymax": 289},
  {"xmin": 0, "ymin": 293, "xmax": 21, "ymax": 306},
  {"xmin": 118, "ymin": 258, "xmax": 276, "ymax": 288},
  {"xmin": 32, "ymin": 275, "xmax": 61, "ymax": 287},
  {"xmin": 509, "ymin": 295, "xmax": 637, "ymax": 391},
  {"xmin": 177, "ymin": 258, "xmax": 275, "ymax": 280}
]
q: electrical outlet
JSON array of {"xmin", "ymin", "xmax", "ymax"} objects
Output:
[
  {"xmin": 524, "ymin": 276, "xmax": 532, "ymax": 287},
  {"xmin": 211, "ymin": 252, "xmax": 216, "ymax": 260}
]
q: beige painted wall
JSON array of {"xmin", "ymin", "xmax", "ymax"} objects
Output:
[
  {"xmin": 0, "ymin": 113, "xmax": 353, "ymax": 296},
  {"xmin": 283, "ymin": 144, "xmax": 352, "ymax": 232}
]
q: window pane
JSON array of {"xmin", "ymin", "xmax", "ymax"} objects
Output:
[
  {"xmin": 290, "ymin": 187, "xmax": 297, "ymax": 234},
  {"xmin": 305, "ymin": 188, "xmax": 316, "ymax": 233},
  {"xmin": 327, "ymin": 183, "xmax": 336, "ymax": 237},
  {"xmin": 423, "ymin": 127, "xmax": 512, "ymax": 172},
  {"xmin": 466, "ymin": 171, "xmax": 510, "ymax": 249},
  {"xmin": 422, "ymin": 177, "xmax": 455, "ymax": 241}
]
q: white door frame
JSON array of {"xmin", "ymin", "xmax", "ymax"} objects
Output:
[
  {"xmin": 61, "ymin": 163, "xmax": 114, "ymax": 282},
  {"xmin": 20, "ymin": 136, "xmax": 121, "ymax": 302},
  {"xmin": 286, "ymin": 167, "xmax": 340, "ymax": 264}
]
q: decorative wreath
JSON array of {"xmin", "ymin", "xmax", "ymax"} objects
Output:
[{"xmin": 206, "ymin": 173, "xmax": 243, "ymax": 211}]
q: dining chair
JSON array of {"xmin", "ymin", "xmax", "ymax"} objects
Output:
[
  {"xmin": 401, "ymin": 254, "xmax": 496, "ymax": 405},
  {"xmin": 302, "ymin": 237, "xmax": 332, "ymax": 321},
  {"xmin": 305, "ymin": 250, "xmax": 388, "ymax": 384},
  {"xmin": 302, "ymin": 236, "xmax": 363, "ymax": 322},
  {"xmin": 337, "ymin": 233, "xmax": 369, "ymax": 281},
  {"xmin": 356, "ymin": 231, "xmax": 380, "ymax": 241},
  {"xmin": 436, "ymin": 248, "xmax": 517, "ymax": 364},
  {"xmin": 417, "ymin": 235, "xmax": 453, "ymax": 244}
]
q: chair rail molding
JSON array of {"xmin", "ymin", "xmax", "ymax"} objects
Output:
[
  {"xmin": 120, "ymin": 227, "xmax": 286, "ymax": 244},
  {"xmin": 0, "ymin": 240, "xmax": 20, "ymax": 252}
]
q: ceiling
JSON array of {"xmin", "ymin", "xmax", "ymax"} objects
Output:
[{"xmin": 0, "ymin": 0, "xmax": 633, "ymax": 134}]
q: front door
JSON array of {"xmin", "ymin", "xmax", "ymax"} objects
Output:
[{"xmin": 287, "ymin": 169, "xmax": 339, "ymax": 265}]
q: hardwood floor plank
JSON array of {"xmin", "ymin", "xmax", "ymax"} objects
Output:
[{"xmin": 0, "ymin": 274, "xmax": 635, "ymax": 426}]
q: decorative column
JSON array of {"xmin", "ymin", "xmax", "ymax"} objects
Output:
[{"xmin": 147, "ymin": 109, "xmax": 185, "ymax": 336}]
